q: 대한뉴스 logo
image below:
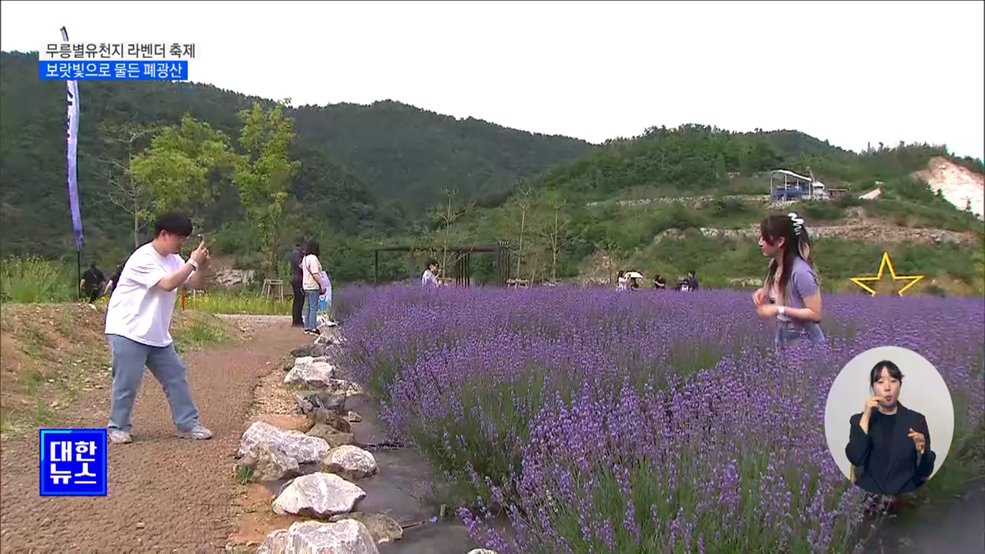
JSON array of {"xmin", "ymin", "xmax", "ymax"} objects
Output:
[
  {"xmin": 849, "ymin": 251, "xmax": 925, "ymax": 297},
  {"xmin": 39, "ymin": 428, "xmax": 108, "ymax": 496}
]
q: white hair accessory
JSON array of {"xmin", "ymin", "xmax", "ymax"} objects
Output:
[{"xmin": 787, "ymin": 212, "xmax": 805, "ymax": 235}]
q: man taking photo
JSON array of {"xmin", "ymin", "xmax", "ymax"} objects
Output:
[{"xmin": 103, "ymin": 212, "xmax": 213, "ymax": 444}]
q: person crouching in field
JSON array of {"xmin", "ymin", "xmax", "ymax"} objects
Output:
[
  {"xmin": 103, "ymin": 212, "xmax": 213, "ymax": 444},
  {"xmin": 80, "ymin": 261, "xmax": 106, "ymax": 303},
  {"xmin": 752, "ymin": 212, "xmax": 825, "ymax": 348}
]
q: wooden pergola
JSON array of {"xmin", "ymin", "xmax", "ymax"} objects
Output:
[{"xmin": 373, "ymin": 243, "xmax": 511, "ymax": 287}]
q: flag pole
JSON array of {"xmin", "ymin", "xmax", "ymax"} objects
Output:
[{"xmin": 61, "ymin": 26, "xmax": 84, "ymax": 298}]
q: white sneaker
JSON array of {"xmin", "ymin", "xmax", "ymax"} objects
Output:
[
  {"xmin": 177, "ymin": 424, "xmax": 213, "ymax": 440},
  {"xmin": 108, "ymin": 429, "xmax": 133, "ymax": 444}
]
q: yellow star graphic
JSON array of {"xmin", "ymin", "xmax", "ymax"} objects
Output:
[{"xmin": 850, "ymin": 251, "xmax": 925, "ymax": 296}]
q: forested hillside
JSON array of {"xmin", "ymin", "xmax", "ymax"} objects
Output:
[
  {"xmin": 432, "ymin": 124, "xmax": 985, "ymax": 293},
  {"xmin": 0, "ymin": 51, "xmax": 592, "ymax": 261},
  {"xmin": 2, "ymin": 49, "xmax": 983, "ymax": 294}
]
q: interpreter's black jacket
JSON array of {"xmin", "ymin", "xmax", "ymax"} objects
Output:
[{"xmin": 846, "ymin": 403, "xmax": 936, "ymax": 496}]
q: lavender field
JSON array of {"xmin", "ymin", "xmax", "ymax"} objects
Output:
[{"xmin": 335, "ymin": 286, "xmax": 985, "ymax": 553}]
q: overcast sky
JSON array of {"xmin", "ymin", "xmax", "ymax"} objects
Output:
[{"xmin": 2, "ymin": 0, "xmax": 983, "ymax": 159}]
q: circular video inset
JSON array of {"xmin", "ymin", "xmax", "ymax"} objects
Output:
[{"xmin": 823, "ymin": 346, "xmax": 954, "ymax": 496}]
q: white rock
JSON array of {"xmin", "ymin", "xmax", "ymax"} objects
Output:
[
  {"xmin": 318, "ymin": 314, "xmax": 340, "ymax": 327},
  {"xmin": 237, "ymin": 421, "xmax": 331, "ymax": 481},
  {"xmin": 328, "ymin": 513, "xmax": 402, "ymax": 543},
  {"xmin": 324, "ymin": 446, "xmax": 378, "ymax": 480},
  {"xmin": 272, "ymin": 473, "xmax": 366, "ymax": 517},
  {"xmin": 326, "ymin": 378, "xmax": 365, "ymax": 397},
  {"xmin": 285, "ymin": 359, "xmax": 336, "ymax": 388},
  {"xmin": 256, "ymin": 528, "xmax": 288, "ymax": 554},
  {"xmin": 284, "ymin": 520, "xmax": 378, "ymax": 554}
]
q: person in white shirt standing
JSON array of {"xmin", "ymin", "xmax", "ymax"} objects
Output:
[
  {"xmin": 104, "ymin": 212, "xmax": 213, "ymax": 444},
  {"xmin": 301, "ymin": 240, "xmax": 328, "ymax": 335}
]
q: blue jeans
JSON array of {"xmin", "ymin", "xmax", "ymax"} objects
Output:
[
  {"xmin": 775, "ymin": 320, "xmax": 826, "ymax": 349},
  {"xmin": 303, "ymin": 289, "xmax": 320, "ymax": 330},
  {"xmin": 107, "ymin": 334, "xmax": 201, "ymax": 433}
]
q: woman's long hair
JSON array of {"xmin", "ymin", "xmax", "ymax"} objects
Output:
[{"xmin": 761, "ymin": 213, "xmax": 817, "ymax": 301}]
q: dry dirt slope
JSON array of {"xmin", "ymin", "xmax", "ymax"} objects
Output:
[
  {"xmin": 0, "ymin": 304, "xmax": 311, "ymax": 552},
  {"xmin": 915, "ymin": 156, "xmax": 985, "ymax": 220}
]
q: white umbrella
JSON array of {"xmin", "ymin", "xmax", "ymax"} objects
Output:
[{"xmin": 625, "ymin": 271, "xmax": 643, "ymax": 279}]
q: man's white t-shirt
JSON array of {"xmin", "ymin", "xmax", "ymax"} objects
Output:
[
  {"xmin": 105, "ymin": 242, "xmax": 191, "ymax": 347},
  {"xmin": 421, "ymin": 269, "xmax": 438, "ymax": 287}
]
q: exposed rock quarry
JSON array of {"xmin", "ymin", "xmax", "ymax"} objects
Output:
[
  {"xmin": 212, "ymin": 268, "xmax": 255, "ymax": 288},
  {"xmin": 654, "ymin": 224, "xmax": 975, "ymax": 246},
  {"xmin": 324, "ymin": 446, "xmax": 378, "ymax": 481},
  {"xmin": 272, "ymin": 473, "xmax": 366, "ymax": 518},
  {"xmin": 914, "ymin": 156, "xmax": 984, "ymax": 219},
  {"xmin": 236, "ymin": 421, "xmax": 331, "ymax": 481},
  {"xmin": 328, "ymin": 513, "xmax": 403, "ymax": 543}
]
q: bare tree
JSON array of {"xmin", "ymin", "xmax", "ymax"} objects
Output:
[
  {"xmin": 97, "ymin": 122, "xmax": 156, "ymax": 248},
  {"xmin": 513, "ymin": 184, "xmax": 533, "ymax": 282},
  {"xmin": 434, "ymin": 187, "xmax": 475, "ymax": 281},
  {"xmin": 546, "ymin": 196, "xmax": 569, "ymax": 283}
]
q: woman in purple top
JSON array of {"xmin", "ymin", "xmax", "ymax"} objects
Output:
[{"xmin": 752, "ymin": 212, "xmax": 826, "ymax": 348}]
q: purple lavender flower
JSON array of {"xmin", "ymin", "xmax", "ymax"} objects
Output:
[{"xmin": 335, "ymin": 285, "xmax": 985, "ymax": 553}]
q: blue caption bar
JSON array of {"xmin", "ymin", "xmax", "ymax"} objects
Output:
[
  {"xmin": 39, "ymin": 428, "xmax": 108, "ymax": 496},
  {"xmin": 39, "ymin": 60, "xmax": 188, "ymax": 81}
]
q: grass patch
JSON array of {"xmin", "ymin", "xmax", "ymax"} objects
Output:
[
  {"xmin": 0, "ymin": 256, "xmax": 77, "ymax": 303},
  {"xmin": 183, "ymin": 290, "xmax": 292, "ymax": 315},
  {"xmin": 172, "ymin": 310, "xmax": 234, "ymax": 352},
  {"xmin": 234, "ymin": 465, "xmax": 255, "ymax": 485},
  {"xmin": 0, "ymin": 410, "xmax": 21, "ymax": 434}
]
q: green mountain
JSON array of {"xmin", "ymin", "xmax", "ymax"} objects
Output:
[
  {"xmin": 430, "ymin": 124, "xmax": 985, "ymax": 294},
  {"xmin": 0, "ymin": 51, "xmax": 592, "ymax": 260},
  {"xmin": 3, "ymin": 50, "xmax": 982, "ymax": 294}
]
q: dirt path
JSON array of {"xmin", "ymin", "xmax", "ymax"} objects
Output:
[{"xmin": 0, "ymin": 315, "xmax": 307, "ymax": 553}]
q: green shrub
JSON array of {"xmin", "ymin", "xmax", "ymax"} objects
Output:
[
  {"xmin": 0, "ymin": 257, "xmax": 77, "ymax": 303},
  {"xmin": 793, "ymin": 200, "xmax": 844, "ymax": 222}
]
